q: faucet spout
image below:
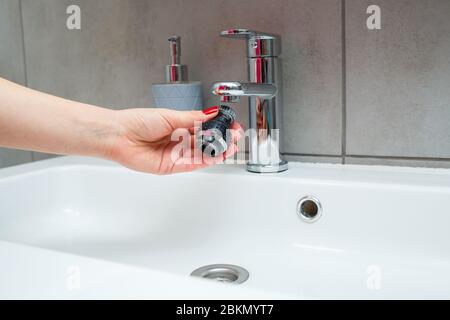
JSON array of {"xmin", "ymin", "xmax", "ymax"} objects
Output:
[
  {"xmin": 212, "ymin": 28, "xmax": 288, "ymax": 173},
  {"xmin": 211, "ymin": 82, "xmax": 277, "ymax": 99}
]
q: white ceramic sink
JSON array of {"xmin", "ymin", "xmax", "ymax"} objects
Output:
[{"xmin": 1, "ymin": 156, "xmax": 450, "ymax": 299}]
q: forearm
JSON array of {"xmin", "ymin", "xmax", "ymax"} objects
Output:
[{"xmin": 0, "ymin": 78, "xmax": 120, "ymax": 158}]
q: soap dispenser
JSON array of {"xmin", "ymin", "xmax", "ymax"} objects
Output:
[{"xmin": 151, "ymin": 36, "xmax": 203, "ymax": 111}]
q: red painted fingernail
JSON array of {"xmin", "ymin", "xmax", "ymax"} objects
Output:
[{"xmin": 203, "ymin": 106, "xmax": 219, "ymax": 115}]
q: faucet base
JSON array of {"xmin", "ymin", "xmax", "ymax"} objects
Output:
[{"xmin": 246, "ymin": 161, "xmax": 288, "ymax": 174}]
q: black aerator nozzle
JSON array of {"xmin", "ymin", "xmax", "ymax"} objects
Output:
[{"xmin": 197, "ymin": 105, "xmax": 236, "ymax": 157}]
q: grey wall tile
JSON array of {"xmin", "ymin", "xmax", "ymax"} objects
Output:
[
  {"xmin": 202, "ymin": 0, "xmax": 343, "ymax": 156},
  {"xmin": 0, "ymin": 0, "xmax": 26, "ymax": 84},
  {"xmin": 21, "ymin": 0, "xmax": 156, "ymax": 108},
  {"xmin": 346, "ymin": 156, "xmax": 450, "ymax": 169},
  {"xmin": 0, "ymin": 148, "xmax": 33, "ymax": 168},
  {"xmin": 21, "ymin": 0, "xmax": 342, "ymax": 157},
  {"xmin": 4, "ymin": 0, "xmax": 450, "ymax": 169},
  {"xmin": 346, "ymin": 0, "xmax": 450, "ymax": 158},
  {"xmin": 0, "ymin": 0, "xmax": 34, "ymax": 168},
  {"xmin": 32, "ymin": 152, "xmax": 59, "ymax": 161}
]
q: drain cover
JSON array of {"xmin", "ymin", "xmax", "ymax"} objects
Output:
[{"xmin": 191, "ymin": 264, "xmax": 249, "ymax": 284}]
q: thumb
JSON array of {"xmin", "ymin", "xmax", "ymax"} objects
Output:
[{"xmin": 156, "ymin": 106, "xmax": 219, "ymax": 129}]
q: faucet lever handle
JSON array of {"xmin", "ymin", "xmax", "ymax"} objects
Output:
[
  {"xmin": 220, "ymin": 29, "xmax": 277, "ymax": 40},
  {"xmin": 220, "ymin": 28, "xmax": 281, "ymax": 57}
]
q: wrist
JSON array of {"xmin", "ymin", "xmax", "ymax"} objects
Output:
[{"xmin": 80, "ymin": 107, "xmax": 125, "ymax": 160}]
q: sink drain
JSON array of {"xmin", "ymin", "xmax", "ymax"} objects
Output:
[{"xmin": 191, "ymin": 264, "xmax": 249, "ymax": 284}]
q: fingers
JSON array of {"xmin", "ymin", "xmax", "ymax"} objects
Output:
[
  {"xmin": 168, "ymin": 134, "xmax": 240, "ymax": 174},
  {"xmin": 155, "ymin": 110, "xmax": 243, "ymax": 174},
  {"xmin": 223, "ymin": 142, "xmax": 239, "ymax": 160},
  {"xmin": 156, "ymin": 107, "xmax": 219, "ymax": 130},
  {"xmin": 231, "ymin": 121, "xmax": 243, "ymax": 131},
  {"xmin": 188, "ymin": 121, "xmax": 244, "ymax": 141},
  {"xmin": 229, "ymin": 122, "xmax": 244, "ymax": 143},
  {"xmin": 169, "ymin": 153, "xmax": 219, "ymax": 174}
]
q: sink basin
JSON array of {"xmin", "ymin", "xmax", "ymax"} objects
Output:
[{"xmin": 1, "ymin": 156, "xmax": 450, "ymax": 299}]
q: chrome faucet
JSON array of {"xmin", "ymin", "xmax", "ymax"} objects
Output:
[{"xmin": 211, "ymin": 28, "xmax": 288, "ymax": 173}]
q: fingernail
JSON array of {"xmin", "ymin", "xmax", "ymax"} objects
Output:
[{"xmin": 203, "ymin": 106, "xmax": 219, "ymax": 115}]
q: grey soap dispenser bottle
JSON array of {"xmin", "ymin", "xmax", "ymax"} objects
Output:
[{"xmin": 151, "ymin": 36, "xmax": 203, "ymax": 111}]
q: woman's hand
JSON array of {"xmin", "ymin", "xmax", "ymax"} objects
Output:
[
  {"xmin": 105, "ymin": 107, "xmax": 243, "ymax": 175},
  {"xmin": 0, "ymin": 78, "xmax": 243, "ymax": 174}
]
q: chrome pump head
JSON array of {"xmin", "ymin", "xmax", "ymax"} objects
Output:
[{"xmin": 165, "ymin": 36, "xmax": 188, "ymax": 82}]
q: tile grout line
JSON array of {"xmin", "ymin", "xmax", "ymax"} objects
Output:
[
  {"xmin": 220, "ymin": 152, "xmax": 450, "ymax": 162},
  {"xmin": 283, "ymin": 153, "xmax": 450, "ymax": 162},
  {"xmin": 283, "ymin": 153, "xmax": 340, "ymax": 158},
  {"xmin": 18, "ymin": 0, "xmax": 28, "ymax": 87},
  {"xmin": 347, "ymin": 154, "xmax": 450, "ymax": 162},
  {"xmin": 18, "ymin": 0, "xmax": 34, "ymax": 162},
  {"xmin": 341, "ymin": 0, "xmax": 347, "ymax": 165}
]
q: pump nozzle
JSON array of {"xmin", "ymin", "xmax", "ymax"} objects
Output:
[{"xmin": 165, "ymin": 36, "xmax": 188, "ymax": 82}]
